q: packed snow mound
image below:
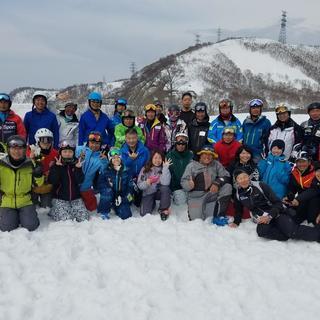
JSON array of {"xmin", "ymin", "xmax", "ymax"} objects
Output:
[{"xmin": 0, "ymin": 205, "xmax": 319, "ymax": 320}]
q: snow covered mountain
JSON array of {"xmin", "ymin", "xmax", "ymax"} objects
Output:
[
  {"xmin": 9, "ymin": 38, "xmax": 320, "ymax": 113},
  {"xmin": 120, "ymin": 38, "xmax": 320, "ymax": 112}
]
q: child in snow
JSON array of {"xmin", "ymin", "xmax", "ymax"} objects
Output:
[
  {"xmin": 48, "ymin": 141, "xmax": 89, "ymax": 222},
  {"xmin": 258, "ymin": 139, "xmax": 292, "ymax": 199},
  {"xmin": 97, "ymin": 147, "xmax": 134, "ymax": 220},
  {"xmin": 213, "ymin": 127, "xmax": 242, "ymax": 167},
  {"xmin": 137, "ymin": 150, "xmax": 172, "ymax": 220},
  {"xmin": 27, "ymin": 128, "xmax": 58, "ymax": 208}
]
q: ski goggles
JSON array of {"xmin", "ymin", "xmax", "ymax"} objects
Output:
[
  {"xmin": 223, "ymin": 128, "xmax": 235, "ymax": 135},
  {"xmin": 175, "ymin": 140, "xmax": 188, "ymax": 146},
  {"xmin": 249, "ymin": 99, "xmax": 263, "ymax": 107},
  {"xmin": 88, "ymin": 132, "xmax": 102, "ymax": 142},
  {"xmin": 0, "ymin": 94, "xmax": 10, "ymax": 101},
  {"xmin": 59, "ymin": 140, "xmax": 76, "ymax": 149},
  {"xmin": 116, "ymin": 98, "xmax": 127, "ymax": 106},
  {"xmin": 275, "ymin": 105, "xmax": 288, "ymax": 114},
  {"xmin": 108, "ymin": 148, "xmax": 121, "ymax": 158},
  {"xmin": 8, "ymin": 139, "xmax": 26, "ymax": 148},
  {"xmin": 219, "ymin": 100, "xmax": 232, "ymax": 108},
  {"xmin": 145, "ymin": 104, "xmax": 157, "ymax": 111},
  {"xmin": 195, "ymin": 105, "xmax": 206, "ymax": 112},
  {"xmin": 39, "ymin": 137, "xmax": 53, "ymax": 144}
]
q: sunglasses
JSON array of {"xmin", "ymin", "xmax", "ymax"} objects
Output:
[
  {"xmin": 0, "ymin": 94, "xmax": 10, "ymax": 101},
  {"xmin": 249, "ymin": 99, "xmax": 263, "ymax": 107},
  {"xmin": 219, "ymin": 101, "xmax": 231, "ymax": 108}
]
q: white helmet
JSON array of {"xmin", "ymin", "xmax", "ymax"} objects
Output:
[
  {"xmin": 175, "ymin": 132, "xmax": 189, "ymax": 142},
  {"xmin": 35, "ymin": 128, "xmax": 54, "ymax": 143}
]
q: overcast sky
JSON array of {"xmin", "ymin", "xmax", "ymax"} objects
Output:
[{"xmin": 1, "ymin": 0, "xmax": 319, "ymax": 93}]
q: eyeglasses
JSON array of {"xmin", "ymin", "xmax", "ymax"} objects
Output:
[
  {"xmin": 39, "ymin": 137, "xmax": 53, "ymax": 144},
  {"xmin": 249, "ymin": 99, "xmax": 263, "ymax": 107},
  {"xmin": 0, "ymin": 94, "xmax": 10, "ymax": 101},
  {"xmin": 88, "ymin": 133, "xmax": 102, "ymax": 142},
  {"xmin": 8, "ymin": 139, "xmax": 26, "ymax": 148}
]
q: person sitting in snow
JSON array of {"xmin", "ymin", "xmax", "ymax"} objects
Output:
[
  {"xmin": 230, "ymin": 169, "xmax": 320, "ymax": 242},
  {"xmin": 213, "ymin": 127, "xmax": 242, "ymax": 168},
  {"xmin": 48, "ymin": 141, "xmax": 89, "ymax": 222},
  {"xmin": 0, "ymin": 135, "xmax": 43, "ymax": 232},
  {"xmin": 27, "ymin": 128, "xmax": 58, "ymax": 208},
  {"xmin": 137, "ymin": 149, "xmax": 172, "ymax": 220},
  {"xmin": 258, "ymin": 139, "xmax": 292, "ymax": 200},
  {"xmin": 75, "ymin": 131, "xmax": 108, "ymax": 212},
  {"xmin": 120, "ymin": 128, "xmax": 149, "ymax": 207},
  {"xmin": 97, "ymin": 147, "xmax": 134, "ymax": 220},
  {"xmin": 181, "ymin": 145, "xmax": 232, "ymax": 223},
  {"xmin": 167, "ymin": 133, "xmax": 193, "ymax": 205},
  {"xmin": 114, "ymin": 109, "xmax": 145, "ymax": 148}
]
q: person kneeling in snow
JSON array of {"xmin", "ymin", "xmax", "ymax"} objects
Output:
[
  {"xmin": 48, "ymin": 141, "xmax": 89, "ymax": 222},
  {"xmin": 27, "ymin": 128, "xmax": 58, "ymax": 208},
  {"xmin": 230, "ymin": 169, "xmax": 320, "ymax": 242},
  {"xmin": 137, "ymin": 150, "xmax": 172, "ymax": 221},
  {"xmin": 97, "ymin": 148, "xmax": 133, "ymax": 220},
  {"xmin": 0, "ymin": 135, "xmax": 43, "ymax": 232},
  {"xmin": 181, "ymin": 146, "xmax": 232, "ymax": 223}
]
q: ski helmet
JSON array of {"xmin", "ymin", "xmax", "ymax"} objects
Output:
[
  {"xmin": 222, "ymin": 127, "xmax": 235, "ymax": 135},
  {"xmin": 7, "ymin": 135, "xmax": 27, "ymax": 149},
  {"xmin": 88, "ymin": 92, "xmax": 102, "ymax": 102},
  {"xmin": 64, "ymin": 102, "xmax": 78, "ymax": 110},
  {"xmin": 115, "ymin": 98, "xmax": 127, "ymax": 107},
  {"xmin": 59, "ymin": 140, "xmax": 76, "ymax": 153},
  {"xmin": 144, "ymin": 104, "xmax": 157, "ymax": 113},
  {"xmin": 122, "ymin": 110, "xmax": 135, "ymax": 127},
  {"xmin": 0, "ymin": 93, "xmax": 12, "ymax": 108},
  {"xmin": 194, "ymin": 102, "xmax": 207, "ymax": 113},
  {"xmin": 219, "ymin": 99, "xmax": 233, "ymax": 112},
  {"xmin": 175, "ymin": 132, "xmax": 189, "ymax": 145},
  {"xmin": 168, "ymin": 104, "xmax": 180, "ymax": 112},
  {"xmin": 275, "ymin": 103, "xmax": 290, "ymax": 116},
  {"xmin": 32, "ymin": 92, "xmax": 47, "ymax": 105},
  {"xmin": 35, "ymin": 128, "xmax": 54, "ymax": 144},
  {"xmin": 307, "ymin": 102, "xmax": 320, "ymax": 113}
]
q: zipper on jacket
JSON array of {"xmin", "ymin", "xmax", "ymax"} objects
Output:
[{"xmin": 67, "ymin": 166, "xmax": 73, "ymax": 201}]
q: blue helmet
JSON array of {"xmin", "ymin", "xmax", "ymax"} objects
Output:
[
  {"xmin": 88, "ymin": 92, "xmax": 102, "ymax": 102},
  {"xmin": 115, "ymin": 98, "xmax": 127, "ymax": 106}
]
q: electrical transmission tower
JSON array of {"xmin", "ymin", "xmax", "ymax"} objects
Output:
[
  {"xmin": 278, "ymin": 11, "xmax": 287, "ymax": 44},
  {"xmin": 195, "ymin": 34, "xmax": 201, "ymax": 46},
  {"xmin": 217, "ymin": 27, "xmax": 222, "ymax": 42},
  {"xmin": 130, "ymin": 62, "xmax": 136, "ymax": 77}
]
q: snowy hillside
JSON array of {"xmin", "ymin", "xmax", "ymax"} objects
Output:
[{"xmin": 121, "ymin": 38, "xmax": 320, "ymax": 111}]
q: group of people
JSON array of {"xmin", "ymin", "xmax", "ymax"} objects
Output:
[{"xmin": 0, "ymin": 90, "xmax": 319, "ymax": 243}]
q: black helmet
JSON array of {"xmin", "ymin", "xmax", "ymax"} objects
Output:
[
  {"xmin": 7, "ymin": 135, "xmax": 27, "ymax": 149},
  {"xmin": 307, "ymin": 102, "xmax": 320, "ymax": 113}
]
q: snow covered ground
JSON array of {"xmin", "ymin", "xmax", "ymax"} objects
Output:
[
  {"xmin": 1, "ymin": 106, "xmax": 317, "ymax": 320},
  {"xmin": 1, "ymin": 205, "xmax": 320, "ymax": 320}
]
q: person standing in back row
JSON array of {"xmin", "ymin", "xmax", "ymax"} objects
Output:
[{"xmin": 179, "ymin": 92, "xmax": 194, "ymax": 126}]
